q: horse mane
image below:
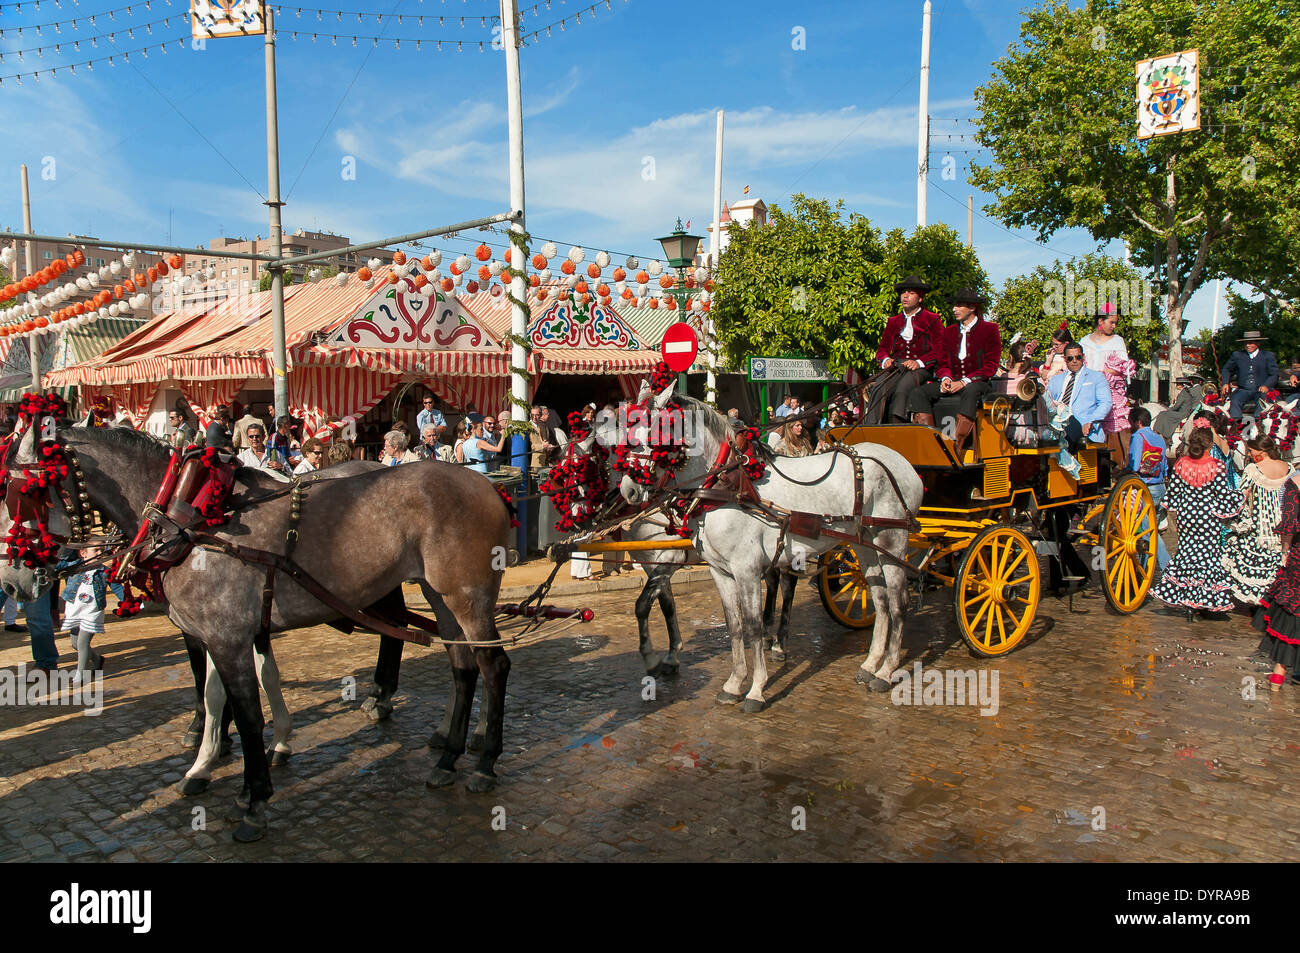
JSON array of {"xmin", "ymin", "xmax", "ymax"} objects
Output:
[
  {"xmin": 675, "ymin": 394, "xmax": 731, "ymax": 450},
  {"xmin": 72, "ymin": 423, "xmax": 173, "ymax": 461}
]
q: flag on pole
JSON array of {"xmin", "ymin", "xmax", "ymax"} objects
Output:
[{"xmin": 743, "ymin": 185, "xmax": 750, "ymax": 194}]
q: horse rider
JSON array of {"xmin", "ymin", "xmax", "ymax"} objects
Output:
[
  {"xmin": 907, "ymin": 287, "xmax": 1001, "ymax": 455},
  {"xmin": 1153, "ymin": 373, "xmax": 1205, "ymax": 441},
  {"xmin": 1045, "ymin": 341, "xmax": 1112, "ymax": 452},
  {"xmin": 1221, "ymin": 329, "xmax": 1279, "ymax": 419},
  {"xmin": 867, "ymin": 275, "xmax": 944, "ymax": 424}
]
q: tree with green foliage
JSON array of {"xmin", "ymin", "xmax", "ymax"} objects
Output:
[
  {"xmin": 257, "ymin": 268, "xmax": 295, "ymax": 292},
  {"xmin": 711, "ymin": 194, "xmax": 989, "ymax": 374},
  {"xmin": 1195, "ymin": 292, "xmax": 1300, "ymax": 382},
  {"xmin": 970, "ymin": 0, "xmax": 1300, "ymax": 380},
  {"xmin": 995, "ymin": 252, "xmax": 1162, "ymax": 362}
]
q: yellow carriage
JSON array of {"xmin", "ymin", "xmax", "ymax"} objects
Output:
[{"xmin": 818, "ymin": 388, "xmax": 1158, "ymax": 657}]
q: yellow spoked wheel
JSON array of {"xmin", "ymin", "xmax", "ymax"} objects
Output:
[
  {"xmin": 954, "ymin": 526, "xmax": 1041, "ymax": 658},
  {"xmin": 1102, "ymin": 474, "xmax": 1158, "ymax": 614},
  {"xmin": 817, "ymin": 545, "xmax": 877, "ymax": 630}
]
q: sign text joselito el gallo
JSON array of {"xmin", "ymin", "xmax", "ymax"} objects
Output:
[{"xmin": 747, "ymin": 357, "xmax": 831, "ymax": 382}]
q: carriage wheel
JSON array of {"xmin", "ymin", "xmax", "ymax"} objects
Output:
[
  {"xmin": 1101, "ymin": 474, "xmax": 1157, "ymax": 614},
  {"xmin": 817, "ymin": 545, "xmax": 877, "ymax": 630},
  {"xmin": 954, "ymin": 526, "xmax": 1040, "ymax": 658}
]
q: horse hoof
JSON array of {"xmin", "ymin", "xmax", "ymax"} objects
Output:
[
  {"xmin": 268, "ymin": 749, "xmax": 291, "ymax": 767},
  {"xmin": 233, "ymin": 820, "xmax": 266, "ymax": 843},
  {"xmin": 235, "ymin": 789, "xmax": 251, "ymax": 811},
  {"xmin": 716, "ymin": 690, "xmax": 743, "ymax": 705},
  {"xmin": 741, "ymin": 698, "xmax": 766, "ymax": 713},
  {"xmin": 658, "ymin": 661, "xmax": 679, "ymax": 677},
  {"xmin": 359, "ymin": 695, "xmax": 377, "ymax": 712},
  {"xmin": 426, "ymin": 767, "xmax": 457, "ymax": 789},
  {"xmin": 364, "ymin": 703, "xmax": 392, "ymax": 723},
  {"xmin": 466, "ymin": 734, "xmax": 485, "ymax": 754},
  {"xmin": 466, "ymin": 771, "xmax": 497, "ymax": 794},
  {"xmin": 181, "ymin": 730, "xmax": 202, "ymax": 749},
  {"xmin": 867, "ymin": 677, "xmax": 893, "ymax": 693},
  {"xmin": 176, "ymin": 776, "xmax": 209, "ymax": 797},
  {"xmin": 218, "ymin": 738, "xmax": 233, "ymax": 758},
  {"xmin": 427, "ymin": 732, "xmax": 447, "ymax": 750},
  {"xmin": 770, "ymin": 645, "xmax": 787, "ymax": 662},
  {"xmin": 854, "ymin": 669, "xmax": 873, "ymax": 686}
]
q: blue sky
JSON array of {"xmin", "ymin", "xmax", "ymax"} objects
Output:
[{"xmin": 0, "ymin": 0, "xmax": 1229, "ymax": 331}]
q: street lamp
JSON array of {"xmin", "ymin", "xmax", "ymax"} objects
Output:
[{"xmin": 656, "ymin": 218, "xmax": 703, "ymax": 319}]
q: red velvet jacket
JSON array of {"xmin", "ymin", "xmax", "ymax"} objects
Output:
[
  {"xmin": 875, "ymin": 309, "xmax": 945, "ymax": 369},
  {"xmin": 938, "ymin": 318, "xmax": 1002, "ymax": 383}
]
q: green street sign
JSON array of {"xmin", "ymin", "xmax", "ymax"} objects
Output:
[{"xmin": 747, "ymin": 356, "xmax": 831, "ymax": 382}]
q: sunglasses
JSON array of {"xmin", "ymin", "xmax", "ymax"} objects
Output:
[
  {"xmin": 306, "ymin": 449, "xmax": 322, "ymax": 455},
  {"xmin": 1065, "ymin": 354, "xmax": 1085, "ymax": 362}
]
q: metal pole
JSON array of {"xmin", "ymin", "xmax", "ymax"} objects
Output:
[
  {"xmin": 501, "ymin": 0, "xmax": 530, "ymax": 554},
  {"xmin": 20, "ymin": 165, "xmax": 40, "ymax": 392},
  {"xmin": 916, "ymin": 0, "xmax": 932, "ymax": 228},
  {"xmin": 265, "ymin": 7, "xmax": 289, "ymax": 422},
  {"xmin": 707, "ymin": 109, "xmax": 724, "ymax": 407},
  {"xmin": 966, "ymin": 194, "xmax": 973, "ymax": 247},
  {"xmin": 1211, "ymin": 277, "xmax": 1222, "ymax": 332}
]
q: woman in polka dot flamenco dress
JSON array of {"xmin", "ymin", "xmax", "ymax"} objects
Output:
[
  {"xmin": 1253, "ymin": 470, "xmax": 1300, "ymax": 690},
  {"xmin": 1149, "ymin": 423, "xmax": 1242, "ymax": 621}
]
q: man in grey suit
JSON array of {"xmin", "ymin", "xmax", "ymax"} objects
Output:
[
  {"xmin": 1154, "ymin": 373, "xmax": 1204, "ymax": 440},
  {"xmin": 1221, "ymin": 329, "xmax": 1279, "ymax": 419}
]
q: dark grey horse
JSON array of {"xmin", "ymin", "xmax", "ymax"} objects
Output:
[{"xmin": 0, "ymin": 422, "xmax": 512, "ymax": 842}]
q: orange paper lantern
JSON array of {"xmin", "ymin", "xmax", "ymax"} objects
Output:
[
  {"xmin": 659, "ymin": 275, "xmax": 673, "ymax": 289},
  {"xmin": 612, "ymin": 267, "xmax": 626, "ymax": 282},
  {"xmin": 35, "ymin": 317, "xmax": 48, "ymax": 328},
  {"xmin": 357, "ymin": 266, "xmax": 372, "ymax": 281},
  {"xmin": 536, "ymin": 288, "xmax": 548, "ymax": 301},
  {"xmin": 475, "ymin": 243, "xmax": 492, "ymax": 261},
  {"xmin": 388, "ymin": 272, "xmax": 399, "ymax": 284},
  {"xmin": 421, "ymin": 255, "xmax": 435, "ymax": 270},
  {"xmin": 169, "ymin": 253, "xmax": 184, "ymax": 269},
  {"xmin": 123, "ymin": 279, "xmax": 137, "ymax": 294},
  {"xmin": 560, "ymin": 260, "xmax": 576, "ymax": 276},
  {"xmin": 440, "ymin": 278, "xmax": 454, "ymax": 292},
  {"xmin": 466, "ymin": 280, "xmax": 480, "ymax": 294},
  {"xmin": 581, "ymin": 293, "xmax": 591, "ymax": 305},
  {"xmin": 621, "ymin": 288, "xmax": 633, "ymax": 300},
  {"xmin": 113, "ymin": 285, "xmax": 124, "ymax": 299},
  {"xmin": 147, "ymin": 267, "xmax": 160, "ymax": 283},
  {"xmin": 529, "ymin": 274, "xmax": 540, "ymax": 288},
  {"xmin": 413, "ymin": 274, "xmax": 429, "ymax": 289},
  {"xmin": 596, "ymin": 283, "xmax": 610, "ymax": 297},
  {"xmin": 648, "ymin": 298, "xmax": 659, "ymax": 310},
  {"xmin": 393, "ymin": 250, "xmax": 407, "ymax": 265},
  {"xmin": 531, "ymin": 253, "xmax": 547, "ymax": 270},
  {"xmin": 635, "ymin": 271, "xmax": 649, "ymax": 284},
  {"xmin": 601, "ymin": 296, "xmax": 611, "ymax": 307},
  {"xmin": 72, "ymin": 249, "xmax": 86, "ymax": 267},
  {"xmin": 449, "ymin": 262, "xmax": 462, "ymax": 276},
  {"xmin": 503, "ymin": 249, "xmax": 511, "ymax": 264},
  {"xmin": 575, "ymin": 280, "xmax": 589, "ymax": 294},
  {"xmin": 477, "ymin": 265, "xmax": 492, "ymax": 282},
  {"xmin": 586, "ymin": 263, "xmax": 601, "ymax": 279},
  {"xmin": 157, "ymin": 261, "xmax": 170, "ymax": 277}
]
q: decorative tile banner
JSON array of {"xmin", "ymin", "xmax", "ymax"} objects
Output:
[
  {"xmin": 1137, "ymin": 49, "xmax": 1200, "ymax": 139},
  {"xmin": 526, "ymin": 300, "xmax": 642, "ymax": 349},
  {"xmin": 328, "ymin": 285, "xmax": 499, "ymax": 351},
  {"xmin": 191, "ymin": 0, "xmax": 267, "ymax": 39}
]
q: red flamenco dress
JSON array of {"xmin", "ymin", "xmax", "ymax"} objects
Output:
[{"xmin": 1253, "ymin": 477, "xmax": 1300, "ymax": 671}]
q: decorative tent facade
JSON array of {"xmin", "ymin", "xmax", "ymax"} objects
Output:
[{"xmin": 44, "ymin": 267, "xmax": 690, "ymax": 434}]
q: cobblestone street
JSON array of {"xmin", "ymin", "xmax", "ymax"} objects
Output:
[{"xmin": 2, "ymin": 576, "xmax": 1297, "ymax": 862}]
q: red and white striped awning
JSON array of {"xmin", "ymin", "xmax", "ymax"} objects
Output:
[{"xmin": 528, "ymin": 349, "xmax": 661, "ymax": 375}]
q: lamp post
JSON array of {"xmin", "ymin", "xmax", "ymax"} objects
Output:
[
  {"xmin": 656, "ymin": 219, "xmax": 703, "ymax": 319},
  {"xmin": 656, "ymin": 220, "xmax": 705, "ymax": 393}
]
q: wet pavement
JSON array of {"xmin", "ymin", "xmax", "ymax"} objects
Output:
[{"xmin": 1, "ymin": 574, "xmax": 1296, "ymax": 862}]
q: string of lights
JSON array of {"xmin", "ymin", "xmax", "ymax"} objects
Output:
[
  {"xmin": 269, "ymin": 4, "xmax": 499, "ymax": 27},
  {"xmin": 0, "ymin": 32, "xmax": 186, "ymax": 83},
  {"xmin": 0, "ymin": 14, "xmax": 179, "ymax": 60},
  {"xmin": 520, "ymin": 0, "xmax": 621, "ymax": 45},
  {"xmin": 0, "ymin": 1, "xmax": 165, "ymax": 37}
]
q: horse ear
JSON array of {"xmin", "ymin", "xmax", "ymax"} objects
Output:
[
  {"xmin": 12, "ymin": 423, "xmax": 38, "ymax": 465},
  {"xmin": 652, "ymin": 379, "xmax": 675, "ymax": 410},
  {"xmin": 635, "ymin": 379, "xmax": 652, "ymax": 405},
  {"xmin": 74, "ymin": 412, "xmax": 93, "ymax": 428},
  {"xmin": 578, "ymin": 431, "xmax": 597, "ymax": 453}
]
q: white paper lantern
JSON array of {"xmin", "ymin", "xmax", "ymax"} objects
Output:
[
  {"xmin": 694, "ymin": 266, "xmax": 709, "ymax": 283},
  {"xmin": 488, "ymin": 260, "xmax": 504, "ymax": 277},
  {"xmin": 364, "ymin": 277, "xmax": 376, "ymax": 289},
  {"xmin": 367, "ymin": 257, "xmax": 381, "ymax": 270},
  {"xmin": 425, "ymin": 250, "xmax": 442, "ymax": 268},
  {"xmin": 625, "ymin": 256, "xmax": 639, "ymax": 270},
  {"xmin": 429, "ymin": 269, "xmax": 442, "ymax": 283},
  {"xmin": 452, "ymin": 272, "xmax": 464, "ymax": 287},
  {"xmin": 564, "ymin": 274, "xmax": 578, "ymax": 288},
  {"xmin": 107, "ymin": 303, "xmax": 119, "ymax": 317},
  {"xmin": 98, "ymin": 306, "xmax": 110, "ymax": 318},
  {"xmin": 76, "ymin": 277, "xmax": 91, "ymax": 292},
  {"xmin": 419, "ymin": 282, "xmax": 435, "ymax": 297},
  {"xmin": 691, "ymin": 298, "xmax": 703, "ymax": 311},
  {"xmin": 648, "ymin": 260, "xmax": 663, "ymax": 277},
  {"xmin": 614, "ymin": 281, "xmax": 626, "ymax": 295},
  {"xmin": 109, "ymin": 260, "xmax": 122, "ymax": 275},
  {"xmin": 445, "ymin": 286, "xmax": 457, "ymax": 299},
  {"xmin": 539, "ymin": 268, "xmax": 551, "ymax": 282},
  {"xmin": 636, "ymin": 283, "xmax": 648, "ymax": 296},
  {"xmin": 567, "ymin": 246, "xmax": 585, "ymax": 264},
  {"xmin": 334, "ymin": 273, "xmax": 348, "ymax": 287},
  {"xmin": 541, "ymin": 242, "xmax": 558, "ymax": 260},
  {"xmin": 95, "ymin": 265, "xmax": 110, "ymax": 280},
  {"xmin": 594, "ymin": 251, "xmax": 610, "ymax": 269}
]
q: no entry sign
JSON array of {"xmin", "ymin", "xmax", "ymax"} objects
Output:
[{"xmin": 660, "ymin": 322, "xmax": 698, "ymax": 372}]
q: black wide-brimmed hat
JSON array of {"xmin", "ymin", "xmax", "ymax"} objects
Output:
[
  {"xmin": 949, "ymin": 286, "xmax": 988, "ymax": 307},
  {"xmin": 893, "ymin": 275, "xmax": 931, "ymax": 294},
  {"xmin": 1175, "ymin": 373, "xmax": 1205, "ymax": 385},
  {"xmin": 1239, "ymin": 330, "xmax": 1268, "ymax": 344}
]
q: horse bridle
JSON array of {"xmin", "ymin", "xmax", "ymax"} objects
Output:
[{"xmin": 1, "ymin": 424, "xmax": 95, "ymax": 581}]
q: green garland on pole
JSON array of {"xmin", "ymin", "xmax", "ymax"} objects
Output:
[{"xmin": 502, "ymin": 227, "xmax": 534, "ymax": 438}]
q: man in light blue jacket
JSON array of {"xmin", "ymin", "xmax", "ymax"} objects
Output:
[{"xmin": 1046, "ymin": 342, "xmax": 1112, "ymax": 451}]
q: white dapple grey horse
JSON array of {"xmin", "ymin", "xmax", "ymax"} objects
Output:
[{"xmin": 617, "ymin": 383, "xmax": 924, "ymax": 709}]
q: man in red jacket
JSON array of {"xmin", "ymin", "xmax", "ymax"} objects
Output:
[
  {"xmin": 908, "ymin": 287, "xmax": 1001, "ymax": 455},
  {"xmin": 866, "ymin": 275, "xmax": 945, "ymax": 424}
]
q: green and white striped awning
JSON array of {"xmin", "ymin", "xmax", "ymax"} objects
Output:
[{"xmin": 0, "ymin": 317, "xmax": 149, "ymax": 402}]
